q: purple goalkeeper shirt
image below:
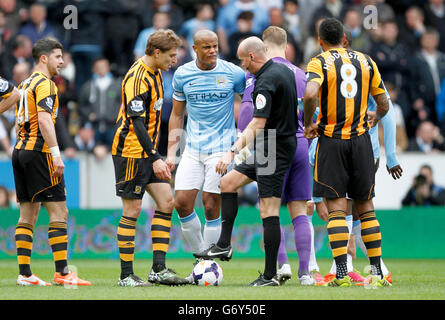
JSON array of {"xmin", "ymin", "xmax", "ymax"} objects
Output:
[
  {"xmin": 238, "ymin": 57, "xmax": 311, "ymax": 202},
  {"xmin": 238, "ymin": 57, "xmax": 306, "ymax": 137}
]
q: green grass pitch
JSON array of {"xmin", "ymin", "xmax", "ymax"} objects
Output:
[{"xmin": 0, "ymin": 258, "xmax": 444, "ymax": 300}]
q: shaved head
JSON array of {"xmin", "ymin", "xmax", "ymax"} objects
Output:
[
  {"xmin": 193, "ymin": 29, "xmax": 218, "ymax": 70},
  {"xmin": 193, "ymin": 29, "xmax": 218, "ymax": 45},
  {"xmin": 237, "ymin": 36, "xmax": 269, "ymax": 74},
  {"xmin": 238, "ymin": 36, "xmax": 267, "ymax": 58}
]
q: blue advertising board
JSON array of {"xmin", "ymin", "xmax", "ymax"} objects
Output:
[{"xmin": 0, "ymin": 158, "xmax": 80, "ymax": 208}]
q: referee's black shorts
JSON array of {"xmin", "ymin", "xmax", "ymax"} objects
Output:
[
  {"xmin": 112, "ymin": 155, "xmax": 168, "ymax": 200},
  {"xmin": 12, "ymin": 149, "xmax": 66, "ymax": 203},
  {"xmin": 234, "ymin": 135, "xmax": 296, "ymax": 199},
  {"xmin": 313, "ymin": 132, "xmax": 375, "ymax": 201}
]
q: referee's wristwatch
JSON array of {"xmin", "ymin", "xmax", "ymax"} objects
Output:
[{"xmin": 230, "ymin": 144, "xmax": 239, "ymax": 155}]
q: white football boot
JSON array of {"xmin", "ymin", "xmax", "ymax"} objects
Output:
[{"xmin": 17, "ymin": 274, "xmax": 52, "ymax": 286}]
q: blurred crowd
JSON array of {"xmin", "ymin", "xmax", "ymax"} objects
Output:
[
  {"xmin": 1, "ymin": 0, "xmax": 445, "ymax": 162},
  {"xmin": 402, "ymin": 164, "xmax": 445, "ymax": 206}
]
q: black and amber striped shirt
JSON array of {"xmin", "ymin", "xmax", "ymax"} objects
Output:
[
  {"xmin": 15, "ymin": 71, "xmax": 59, "ymax": 153},
  {"xmin": 306, "ymin": 48, "xmax": 386, "ymax": 139},
  {"xmin": 111, "ymin": 58, "xmax": 164, "ymax": 158},
  {"xmin": 0, "ymin": 76, "xmax": 14, "ymax": 99}
]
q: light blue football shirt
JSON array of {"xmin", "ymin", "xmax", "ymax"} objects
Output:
[
  {"xmin": 367, "ymin": 83, "xmax": 399, "ymax": 169},
  {"xmin": 172, "ymin": 59, "xmax": 245, "ymax": 154}
]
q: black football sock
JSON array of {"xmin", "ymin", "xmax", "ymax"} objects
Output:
[
  {"xmin": 262, "ymin": 216, "xmax": 281, "ymax": 280},
  {"xmin": 217, "ymin": 192, "xmax": 238, "ymax": 248}
]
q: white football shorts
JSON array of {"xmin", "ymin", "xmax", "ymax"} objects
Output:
[{"xmin": 174, "ymin": 148, "xmax": 225, "ymax": 194}]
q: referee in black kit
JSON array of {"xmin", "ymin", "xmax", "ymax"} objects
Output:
[{"xmin": 196, "ymin": 36, "xmax": 298, "ymax": 287}]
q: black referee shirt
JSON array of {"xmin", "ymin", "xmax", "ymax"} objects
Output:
[{"xmin": 252, "ymin": 59, "xmax": 298, "ymax": 137}]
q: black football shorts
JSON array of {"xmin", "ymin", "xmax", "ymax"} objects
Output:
[
  {"xmin": 12, "ymin": 149, "xmax": 66, "ymax": 203},
  {"xmin": 234, "ymin": 135, "xmax": 297, "ymax": 199},
  {"xmin": 113, "ymin": 155, "xmax": 168, "ymax": 199},
  {"xmin": 313, "ymin": 132, "xmax": 375, "ymax": 200}
]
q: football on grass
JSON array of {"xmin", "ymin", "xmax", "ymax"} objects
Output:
[{"xmin": 192, "ymin": 260, "xmax": 223, "ymax": 286}]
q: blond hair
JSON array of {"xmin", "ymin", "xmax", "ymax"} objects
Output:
[
  {"xmin": 145, "ymin": 29, "xmax": 182, "ymax": 56},
  {"xmin": 262, "ymin": 26, "xmax": 287, "ymax": 48}
]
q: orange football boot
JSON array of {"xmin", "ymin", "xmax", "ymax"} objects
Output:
[
  {"xmin": 384, "ymin": 272, "xmax": 393, "ymax": 284},
  {"xmin": 315, "ymin": 273, "xmax": 335, "ymax": 286},
  {"xmin": 53, "ymin": 270, "xmax": 92, "ymax": 286}
]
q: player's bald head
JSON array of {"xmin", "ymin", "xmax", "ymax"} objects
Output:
[
  {"xmin": 238, "ymin": 36, "xmax": 267, "ymax": 58},
  {"xmin": 193, "ymin": 29, "xmax": 218, "ymax": 45},
  {"xmin": 193, "ymin": 29, "xmax": 218, "ymax": 70}
]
